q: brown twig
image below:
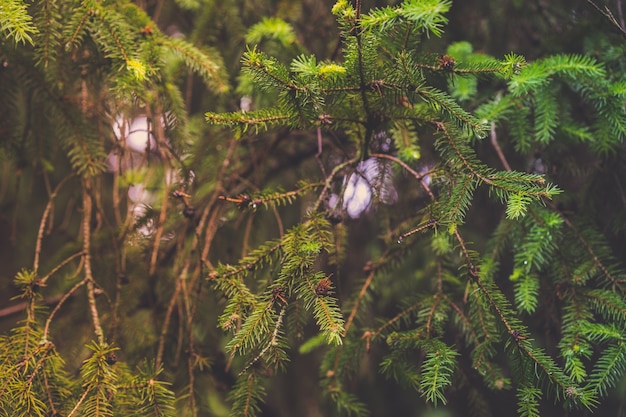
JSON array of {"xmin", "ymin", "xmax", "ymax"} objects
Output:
[
  {"xmin": 343, "ymin": 268, "xmax": 376, "ymax": 337},
  {"xmin": 490, "ymin": 121, "xmax": 511, "ymax": 172},
  {"xmin": 587, "ymin": 0, "xmax": 626, "ymax": 36},
  {"xmin": 82, "ymin": 182, "xmax": 104, "ymax": 344},
  {"xmin": 370, "ymin": 152, "xmax": 436, "ymax": 199}
]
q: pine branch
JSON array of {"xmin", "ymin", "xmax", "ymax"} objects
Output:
[
  {"xmin": 589, "ymin": 343, "xmax": 626, "ymax": 397},
  {"xmin": 360, "ymin": 0, "xmax": 452, "ymax": 38},
  {"xmin": 1, "ymin": 0, "xmax": 38, "ymax": 45},
  {"xmin": 228, "ymin": 372, "xmax": 267, "ymax": 417},
  {"xmin": 420, "ymin": 339, "xmax": 458, "ymax": 405},
  {"xmin": 159, "ymin": 37, "xmax": 228, "ymax": 93}
]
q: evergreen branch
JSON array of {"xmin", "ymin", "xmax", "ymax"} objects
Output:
[
  {"xmin": 548, "ymin": 203, "xmax": 624, "ymax": 289},
  {"xmin": 246, "ymin": 17, "xmax": 298, "ymax": 48},
  {"xmin": 33, "ymin": 0, "xmax": 62, "ymax": 68},
  {"xmin": 219, "ymin": 182, "xmax": 324, "ymax": 211},
  {"xmin": 419, "ymin": 88, "xmax": 486, "ymax": 134},
  {"xmin": 396, "ymin": 218, "xmax": 438, "ymax": 243},
  {"xmin": 311, "ymin": 290, "xmax": 345, "ymax": 346},
  {"xmin": 209, "ymin": 241, "xmax": 282, "ymax": 282},
  {"xmin": 0, "ymin": 0, "xmax": 38, "ymax": 45},
  {"xmin": 360, "ymin": 0, "xmax": 452, "ymax": 38},
  {"xmin": 446, "ymin": 172, "xmax": 478, "ymax": 225},
  {"xmin": 509, "ymin": 54, "xmax": 606, "ymax": 97},
  {"xmin": 584, "ymin": 289, "xmax": 626, "ymax": 324},
  {"xmin": 67, "ymin": 385, "xmax": 92, "ymax": 417},
  {"xmin": 589, "ymin": 343, "xmax": 626, "ymax": 397},
  {"xmin": 64, "ymin": 7, "xmax": 90, "ymax": 50},
  {"xmin": 226, "ymin": 300, "xmax": 275, "ymax": 355},
  {"xmin": 514, "ymin": 274, "xmax": 540, "ymax": 314},
  {"xmin": 517, "ymin": 386, "xmax": 542, "ymax": 417},
  {"xmin": 205, "ymin": 109, "xmax": 291, "ymax": 135},
  {"xmin": 420, "ymin": 339, "xmax": 458, "ymax": 405},
  {"xmin": 580, "ymin": 322, "xmax": 624, "ymax": 343},
  {"xmin": 18, "ymin": 64, "xmax": 107, "ymax": 176},
  {"xmin": 435, "ymin": 122, "xmax": 559, "ymax": 213},
  {"xmin": 413, "ymin": 58, "xmax": 505, "ymax": 75},
  {"xmin": 239, "ymin": 305, "xmax": 287, "ymax": 375},
  {"xmin": 424, "ymin": 293, "xmax": 445, "ymax": 335},
  {"xmin": 159, "ymin": 37, "xmax": 228, "ymax": 93},
  {"xmin": 532, "ymin": 84, "xmax": 559, "ymax": 143},
  {"xmin": 242, "ymin": 47, "xmax": 302, "ymax": 92},
  {"xmin": 74, "ymin": 341, "xmax": 119, "ymax": 417},
  {"xmin": 130, "ymin": 363, "xmax": 177, "ymax": 417},
  {"xmin": 327, "ymin": 389, "xmax": 369, "ymax": 417},
  {"xmin": 454, "ymin": 230, "xmax": 579, "ymax": 398},
  {"xmin": 379, "ymin": 353, "xmax": 421, "ymax": 391},
  {"xmin": 447, "ymin": 297, "xmax": 479, "ymax": 343},
  {"xmin": 372, "ymin": 299, "xmax": 424, "ymax": 338},
  {"xmin": 88, "ymin": 3, "xmax": 131, "ymax": 62},
  {"xmin": 229, "ymin": 372, "xmax": 266, "ymax": 417}
]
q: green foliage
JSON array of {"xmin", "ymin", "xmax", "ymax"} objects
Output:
[
  {"xmin": 0, "ymin": 0, "xmax": 38, "ymax": 45},
  {"xmin": 517, "ymin": 386, "xmax": 542, "ymax": 417},
  {"xmin": 2, "ymin": 0, "xmax": 626, "ymax": 416},
  {"xmin": 360, "ymin": 0, "xmax": 452, "ymax": 37}
]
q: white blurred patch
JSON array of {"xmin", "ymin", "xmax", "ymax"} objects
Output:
[
  {"xmin": 240, "ymin": 96, "xmax": 252, "ymax": 112},
  {"xmin": 343, "ymin": 171, "xmax": 373, "ymax": 218},
  {"xmin": 335, "ymin": 158, "xmax": 398, "ymax": 219},
  {"xmin": 113, "ymin": 115, "xmax": 156, "ymax": 153},
  {"xmin": 108, "ymin": 114, "xmax": 179, "ymax": 239}
]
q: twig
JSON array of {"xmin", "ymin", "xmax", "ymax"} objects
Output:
[
  {"xmin": 586, "ymin": 0, "xmax": 626, "ymax": 36},
  {"xmin": 155, "ymin": 276, "xmax": 180, "ymax": 370},
  {"xmin": 371, "ymin": 152, "xmax": 436, "ymax": 199},
  {"xmin": 40, "ymin": 251, "xmax": 84, "ymax": 285},
  {"xmin": 344, "ymin": 268, "xmax": 376, "ymax": 337},
  {"xmin": 313, "ymin": 157, "xmax": 359, "ymax": 212},
  {"xmin": 200, "ymin": 137, "xmax": 238, "ymax": 267},
  {"xmin": 82, "ymin": 183, "xmax": 104, "ymax": 344},
  {"xmin": 44, "ymin": 277, "xmax": 88, "ymax": 339},
  {"xmin": 490, "ymin": 121, "xmax": 511, "ymax": 172},
  {"xmin": 34, "ymin": 175, "xmax": 73, "ymax": 271},
  {"xmin": 67, "ymin": 386, "xmax": 92, "ymax": 417},
  {"xmin": 149, "ymin": 183, "xmax": 170, "ymax": 276}
]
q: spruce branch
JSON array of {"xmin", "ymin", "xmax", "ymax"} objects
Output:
[
  {"xmin": 419, "ymin": 89, "xmax": 486, "ymax": 135},
  {"xmin": 218, "ymin": 182, "xmax": 324, "ymax": 211},
  {"xmin": 159, "ymin": 37, "xmax": 228, "ymax": 93},
  {"xmin": 229, "ymin": 372, "xmax": 267, "ymax": 417},
  {"xmin": 0, "ymin": 0, "xmax": 38, "ymax": 45},
  {"xmin": 238, "ymin": 305, "xmax": 287, "ymax": 376}
]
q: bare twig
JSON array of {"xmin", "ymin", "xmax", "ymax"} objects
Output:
[
  {"xmin": 490, "ymin": 121, "xmax": 511, "ymax": 172},
  {"xmin": 82, "ymin": 183, "xmax": 104, "ymax": 344},
  {"xmin": 587, "ymin": 0, "xmax": 626, "ymax": 36},
  {"xmin": 344, "ymin": 268, "xmax": 376, "ymax": 337}
]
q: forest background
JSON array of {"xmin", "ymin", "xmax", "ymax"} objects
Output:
[{"xmin": 1, "ymin": 0, "xmax": 625, "ymax": 416}]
